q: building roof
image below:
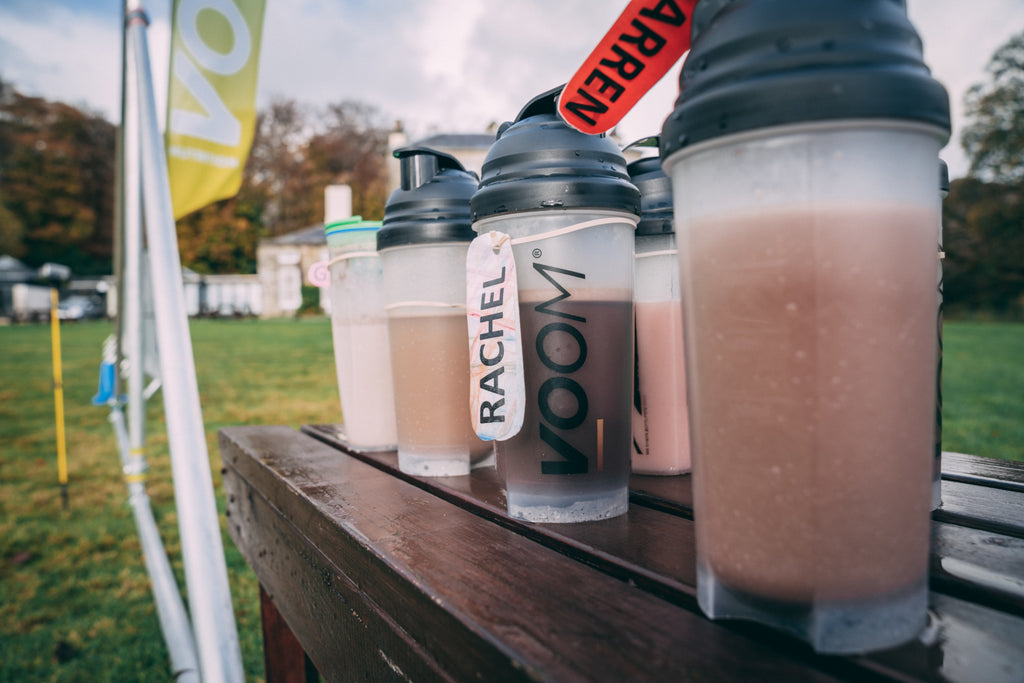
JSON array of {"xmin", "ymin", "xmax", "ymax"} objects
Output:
[{"xmin": 261, "ymin": 223, "xmax": 327, "ymax": 246}]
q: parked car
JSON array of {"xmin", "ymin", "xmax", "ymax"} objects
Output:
[{"xmin": 58, "ymin": 295, "xmax": 102, "ymax": 320}]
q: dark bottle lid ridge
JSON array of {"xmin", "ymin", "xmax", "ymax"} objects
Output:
[
  {"xmin": 624, "ymin": 136, "xmax": 674, "ymax": 236},
  {"xmin": 661, "ymin": 0, "xmax": 951, "ymax": 161},
  {"xmin": 377, "ymin": 146, "xmax": 479, "ymax": 250},
  {"xmin": 471, "ymin": 85, "xmax": 641, "ymax": 222}
]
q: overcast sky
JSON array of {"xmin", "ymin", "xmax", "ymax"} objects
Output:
[{"xmin": 2, "ymin": 0, "xmax": 1023, "ymax": 179}]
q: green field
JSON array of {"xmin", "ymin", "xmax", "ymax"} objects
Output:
[
  {"xmin": 0, "ymin": 317, "xmax": 1021, "ymax": 681},
  {"xmin": 1, "ymin": 318, "xmax": 339, "ymax": 682}
]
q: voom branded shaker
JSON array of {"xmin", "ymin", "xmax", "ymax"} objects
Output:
[
  {"xmin": 471, "ymin": 87, "xmax": 641, "ymax": 522},
  {"xmin": 660, "ymin": 0, "xmax": 950, "ymax": 653}
]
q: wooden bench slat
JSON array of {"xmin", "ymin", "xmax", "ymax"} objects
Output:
[
  {"xmin": 232, "ymin": 425, "xmax": 1024, "ymax": 682},
  {"xmin": 936, "ymin": 479, "xmax": 1024, "ymax": 539},
  {"xmin": 223, "ymin": 426, "xmax": 846, "ymax": 682},
  {"xmin": 941, "ymin": 452, "xmax": 1024, "ymax": 492},
  {"xmin": 303, "ymin": 424, "xmax": 1024, "ymax": 619}
]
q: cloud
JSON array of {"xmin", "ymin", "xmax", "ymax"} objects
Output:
[
  {"xmin": 3, "ymin": 0, "xmax": 1022, "ymax": 179},
  {"xmin": 0, "ymin": 4, "xmax": 121, "ymax": 119}
]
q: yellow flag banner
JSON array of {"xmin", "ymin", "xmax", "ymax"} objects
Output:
[{"xmin": 166, "ymin": 0, "xmax": 266, "ymax": 219}]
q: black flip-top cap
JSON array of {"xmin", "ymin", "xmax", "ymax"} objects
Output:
[
  {"xmin": 378, "ymin": 146, "xmax": 479, "ymax": 250},
  {"xmin": 624, "ymin": 136, "xmax": 674, "ymax": 236},
  {"xmin": 661, "ymin": 0, "xmax": 951, "ymax": 160},
  {"xmin": 471, "ymin": 85, "xmax": 640, "ymax": 221}
]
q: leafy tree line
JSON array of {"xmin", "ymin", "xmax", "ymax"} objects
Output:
[
  {"xmin": 0, "ymin": 78, "xmax": 391, "ymax": 276},
  {"xmin": 943, "ymin": 30, "xmax": 1024, "ymax": 318},
  {"xmin": 0, "ymin": 31, "xmax": 1022, "ymax": 315}
]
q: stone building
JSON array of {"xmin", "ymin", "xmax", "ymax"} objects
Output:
[{"xmin": 256, "ymin": 224, "xmax": 328, "ymax": 318}]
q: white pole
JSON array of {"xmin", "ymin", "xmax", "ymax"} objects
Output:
[
  {"xmin": 119, "ymin": 9, "xmax": 201, "ymax": 680},
  {"xmin": 126, "ymin": 4, "xmax": 245, "ymax": 681}
]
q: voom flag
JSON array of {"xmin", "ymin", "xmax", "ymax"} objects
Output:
[{"xmin": 166, "ymin": 0, "xmax": 266, "ymax": 219}]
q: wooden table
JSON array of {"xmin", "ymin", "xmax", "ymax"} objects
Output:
[{"xmin": 219, "ymin": 425, "xmax": 1024, "ymax": 682}]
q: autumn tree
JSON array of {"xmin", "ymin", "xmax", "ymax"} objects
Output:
[
  {"xmin": 961, "ymin": 30, "xmax": 1024, "ymax": 183},
  {"xmin": 243, "ymin": 98, "xmax": 319, "ymax": 236},
  {"xmin": 0, "ymin": 79, "xmax": 115, "ymax": 274},
  {"xmin": 0, "ymin": 77, "xmax": 391, "ymax": 276},
  {"xmin": 943, "ymin": 178, "xmax": 1024, "ymax": 315},
  {"xmin": 173, "ymin": 97, "xmax": 390, "ymax": 273},
  {"xmin": 306, "ymin": 101, "xmax": 390, "ymax": 221},
  {"xmin": 942, "ymin": 31, "xmax": 1024, "ymax": 317}
]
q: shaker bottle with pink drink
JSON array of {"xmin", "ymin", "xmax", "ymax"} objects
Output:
[
  {"xmin": 470, "ymin": 87, "xmax": 641, "ymax": 522},
  {"xmin": 626, "ymin": 138, "xmax": 690, "ymax": 476},
  {"xmin": 326, "ymin": 216, "xmax": 398, "ymax": 451},
  {"xmin": 660, "ymin": 0, "xmax": 950, "ymax": 653},
  {"xmin": 378, "ymin": 147, "xmax": 493, "ymax": 476}
]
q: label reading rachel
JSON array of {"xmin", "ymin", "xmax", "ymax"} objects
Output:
[{"xmin": 466, "ymin": 231, "xmax": 526, "ymax": 441}]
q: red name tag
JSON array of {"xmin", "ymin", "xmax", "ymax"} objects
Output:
[{"xmin": 558, "ymin": 0, "xmax": 697, "ymax": 135}]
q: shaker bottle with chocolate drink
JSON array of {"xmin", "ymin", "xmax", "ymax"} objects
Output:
[
  {"xmin": 934, "ymin": 159, "xmax": 949, "ymax": 510},
  {"xmin": 471, "ymin": 87, "xmax": 641, "ymax": 522},
  {"xmin": 626, "ymin": 138, "xmax": 690, "ymax": 476},
  {"xmin": 660, "ymin": 0, "xmax": 950, "ymax": 653},
  {"xmin": 326, "ymin": 217, "xmax": 398, "ymax": 451},
  {"xmin": 379, "ymin": 146, "xmax": 493, "ymax": 476}
]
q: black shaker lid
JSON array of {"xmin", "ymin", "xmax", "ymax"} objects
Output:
[
  {"xmin": 624, "ymin": 136, "xmax": 674, "ymax": 236},
  {"xmin": 661, "ymin": 0, "xmax": 951, "ymax": 160},
  {"xmin": 378, "ymin": 146, "xmax": 479, "ymax": 250},
  {"xmin": 470, "ymin": 85, "xmax": 640, "ymax": 221}
]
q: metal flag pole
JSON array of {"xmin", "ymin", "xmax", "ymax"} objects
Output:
[
  {"xmin": 113, "ymin": 3, "xmax": 201, "ymax": 678},
  {"xmin": 124, "ymin": 2, "xmax": 245, "ymax": 680}
]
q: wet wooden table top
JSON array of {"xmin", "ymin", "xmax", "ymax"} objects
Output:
[{"xmin": 219, "ymin": 424, "xmax": 1024, "ymax": 682}]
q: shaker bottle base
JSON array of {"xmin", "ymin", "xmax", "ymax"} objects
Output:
[
  {"xmin": 507, "ymin": 488, "xmax": 628, "ymax": 524},
  {"xmin": 398, "ymin": 449, "xmax": 472, "ymax": 477},
  {"xmin": 697, "ymin": 563, "xmax": 927, "ymax": 654}
]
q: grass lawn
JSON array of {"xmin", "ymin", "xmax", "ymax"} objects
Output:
[
  {"xmin": 0, "ymin": 317, "xmax": 1020, "ymax": 680},
  {"xmin": 942, "ymin": 321, "xmax": 1024, "ymax": 461},
  {"xmin": 1, "ymin": 317, "xmax": 339, "ymax": 682}
]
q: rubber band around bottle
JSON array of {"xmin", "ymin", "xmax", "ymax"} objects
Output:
[
  {"xmin": 327, "ymin": 250, "xmax": 379, "ymax": 267},
  {"xmin": 384, "ymin": 301, "xmax": 467, "ymax": 311},
  {"xmin": 635, "ymin": 249, "xmax": 678, "ymax": 259},
  {"xmin": 507, "ymin": 217, "xmax": 628, "ymax": 246}
]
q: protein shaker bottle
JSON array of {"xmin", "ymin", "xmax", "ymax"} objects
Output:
[
  {"xmin": 378, "ymin": 146, "xmax": 493, "ymax": 476},
  {"xmin": 471, "ymin": 86, "xmax": 641, "ymax": 522},
  {"xmin": 660, "ymin": 0, "xmax": 950, "ymax": 653},
  {"xmin": 326, "ymin": 216, "xmax": 397, "ymax": 451},
  {"xmin": 626, "ymin": 138, "xmax": 690, "ymax": 476}
]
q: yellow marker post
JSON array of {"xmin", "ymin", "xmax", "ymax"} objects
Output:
[{"xmin": 50, "ymin": 288, "xmax": 68, "ymax": 509}]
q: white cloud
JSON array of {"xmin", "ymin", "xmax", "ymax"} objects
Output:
[
  {"xmin": 0, "ymin": 4, "xmax": 121, "ymax": 119},
  {"xmin": 2, "ymin": 0, "xmax": 1022, "ymax": 179}
]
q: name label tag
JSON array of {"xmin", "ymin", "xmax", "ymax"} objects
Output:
[{"xmin": 466, "ymin": 231, "xmax": 526, "ymax": 441}]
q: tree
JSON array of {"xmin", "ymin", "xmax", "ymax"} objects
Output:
[
  {"xmin": 306, "ymin": 101, "xmax": 390, "ymax": 221},
  {"xmin": 244, "ymin": 98, "xmax": 319, "ymax": 236},
  {"xmin": 0, "ymin": 79, "xmax": 115, "ymax": 274},
  {"xmin": 961, "ymin": 30, "xmax": 1024, "ymax": 184},
  {"xmin": 244, "ymin": 98, "xmax": 391, "ymax": 236},
  {"xmin": 943, "ymin": 178, "xmax": 1024, "ymax": 315},
  {"xmin": 0, "ymin": 79, "xmax": 392, "ymax": 276}
]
